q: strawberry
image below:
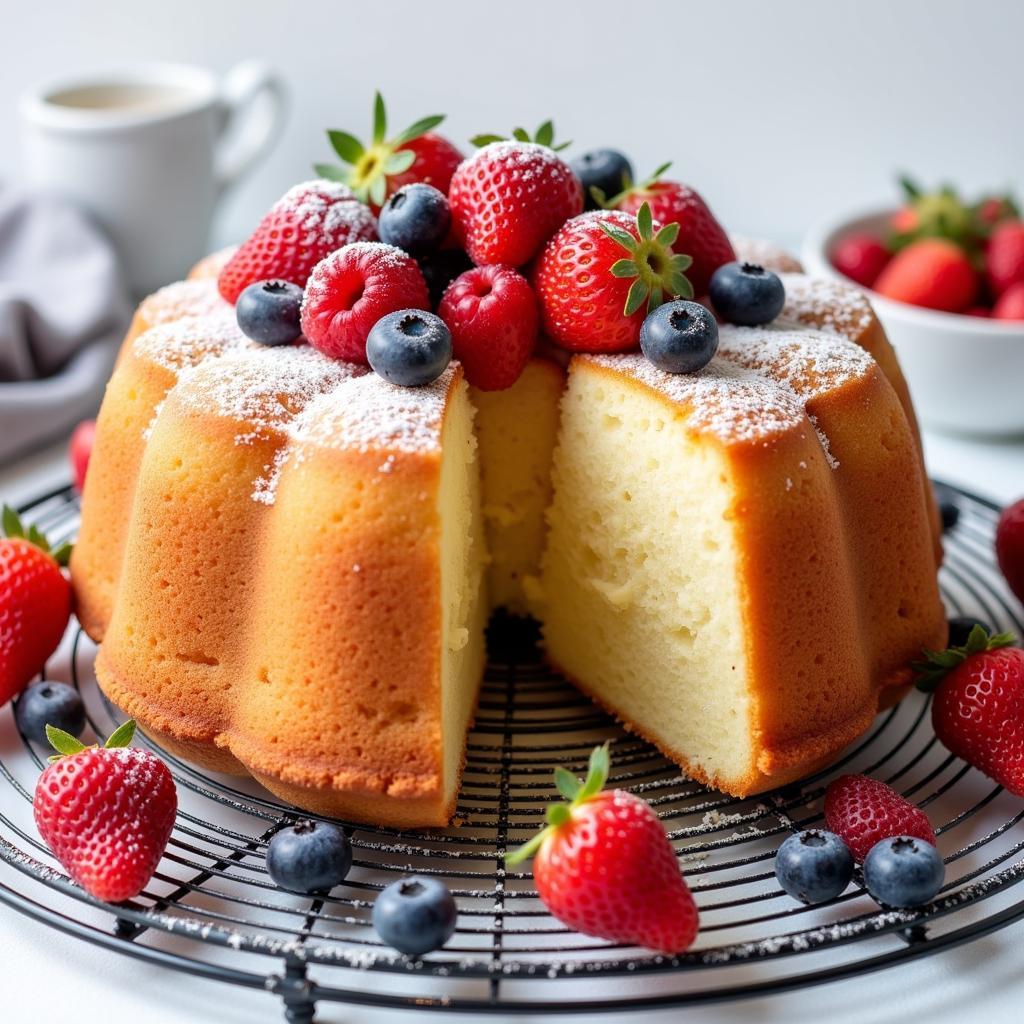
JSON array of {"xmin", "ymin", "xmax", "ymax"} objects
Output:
[
  {"xmin": 533, "ymin": 203, "xmax": 693, "ymax": 352},
  {"xmin": 915, "ymin": 626, "xmax": 1024, "ymax": 795},
  {"xmin": 993, "ymin": 282, "xmax": 1024, "ymax": 320},
  {"xmin": 69, "ymin": 419, "xmax": 96, "ymax": 493},
  {"xmin": 218, "ymin": 180, "xmax": 376, "ymax": 304},
  {"xmin": 34, "ymin": 720, "xmax": 177, "ymax": 902},
  {"xmin": 301, "ymin": 242, "xmax": 430, "ymax": 363},
  {"xmin": 832, "ymin": 233, "xmax": 891, "ymax": 288},
  {"xmin": 507, "ymin": 744, "xmax": 699, "ymax": 953},
  {"xmin": 0, "ymin": 506, "xmax": 71, "ymax": 706},
  {"xmin": 824, "ymin": 774, "xmax": 935, "ymax": 862},
  {"xmin": 437, "ymin": 265, "xmax": 537, "ymax": 390},
  {"xmin": 986, "ymin": 222, "xmax": 1024, "ymax": 297},
  {"xmin": 610, "ymin": 166, "xmax": 734, "ymax": 296},
  {"xmin": 996, "ymin": 498, "xmax": 1024, "ymax": 602},
  {"xmin": 315, "ymin": 92, "xmax": 462, "ymax": 211},
  {"xmin": 873, "ymin": 238, "xmax": 977, "ymax": 313},
  {"xmin": 449, "ymin": 128, "xmax": 583, "ymax": 267}
]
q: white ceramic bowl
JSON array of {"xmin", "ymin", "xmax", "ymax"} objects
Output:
[{"xmin": 802, "ymin": 208, "xmax": 1024, "ymax": 438}]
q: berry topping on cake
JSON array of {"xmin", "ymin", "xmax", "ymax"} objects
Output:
[
  {"xmin": 315, "ymin": 92, "xmax": 462, "ymax": 210},
  {"xmin": 218, "ymin": 180, "xmax": 376, "ymax": 303},
  {"xmin": 831, "ymin": 233, "xmax": 891, "ymax": 288},
  {"xmin": 570, "ymin": 148, "xmax": 634, "ymax": 210},
  {"xmin": 236, "ymin": 280, "xmax": 304, "ymax": 346},
  {"xmin": 419, "ymin": 248, "xmax": 474, "ymax": 308},
  {"xmin": 15, "ymin": 682, "xmax": 86, "ymax": 745},
  {"xmin": 997, "ymin": 498, "xmax": 1024, "ymax": 601},
  {"xmin": 863, "ymin": 836, "xmax": 945, "ymax": 908},
  {"xmin": 449, "ymin": 139, "xmax": 583, "ymax": 267},
  {"xmin": 533, "ymin": 203, "xmax": 693, "ymax": 352},
  {"xmin": 301, "ymin": 242, "xmax": 430, "ymax": 363},
  {"xmin": 373, "ymin": 876, "xmax": 458, "ymax": 957},
  {"xmin": 507, "ymin": 744, "xmax": 699, "ymax": 954},
  {"xmin": 639, "ymin": 299, "xmax": 719, "ymax": 374},
  {"xmin": 366, "ymin": 309, "xmax": 453, "ymax": 387},
  {"xmin": 0, "ymin": 506, "xmax": 72, "ymax": 707},
  {"xmin": 873, "ymin": 238, "xmax": 977, "ymax": 313},
  {"xmin": 824, "ymin": 774, "xmax": 935, "ymax": 862},
  {"xmin": 33, "ymin": 720, "xmax": 177, "ymax": 903},
  {"xmin": 709, "ymin": 262, "xmax": 786, "ymax": 326},
  {"xmin": 438, "ymin": 264, "xmax": 537, "ymax": 390},
  {"xmin": 69, "ymin": 419, "xmax": 95, "ymax": 493},
  {"xmin": 266, "ymin": 819, "xmax": 352, "ymax": 894},
  {"xmin": 774, "ymin": 829, "xmax": 854, "ymax": 904},
  {"xmin": 915, "ymin": 626, "xmax": 1024, "ymax": 795},
  {"xmin": 378, "ymin": 183, "xmax": 451, "ymax": 257},
  {"xmin": 608, "ymin": 166, "xmax": 735, "ymax": 295}
]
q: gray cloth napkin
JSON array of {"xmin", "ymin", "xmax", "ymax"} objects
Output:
[{"xmin": 0, "ymin": 188, "xmax": 130, "ymax": 463}]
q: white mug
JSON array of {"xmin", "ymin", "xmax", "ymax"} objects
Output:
[{"xmin": 19, "ymin": 61, "xmax": 286, "ymax": 297}]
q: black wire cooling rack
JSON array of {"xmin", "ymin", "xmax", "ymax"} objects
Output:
[{"xmin": 0, "ymin": 481, "xmax": 1022, "ymax": 1022}]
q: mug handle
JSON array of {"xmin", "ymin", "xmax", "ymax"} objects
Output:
[{"xmin": 215, "ymin": 60, "xmax": 287, "ymax": 196}]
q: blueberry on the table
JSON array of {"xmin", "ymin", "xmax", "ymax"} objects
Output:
[
  {"xmin": 640, "ymin": 300, "xmax": 719, "ymax": 374},
  {"xmin": 14, "ymin": 681, "xmax": 86, "ymax": 745},
  {"xmin": 947, "ymin": 615, "xmax": 993, "ymax": 647},
  {"xmin": 709, "ymin": 261, "xmax": 786, "ymax": 326},
  {"xmin": 266, "ymin": 819, "xmax": 352, "ymax": 894},
  {"xmin": 236, "ymin": 279, "xmax": 303, "ymax": 346},
  {"xmin": 378, "ymin": 183, "xmax": 451, "ymax": 258},
  {"xmin": 570, "ymin": 149, "xmax": 634, "ymax": 209},
  {"xmin": 373, "ymin": 875, "xmax": 457, "ymax": 956},
  {"xmin": 366, "ymin": 310, "xmax": 452, "ymax": 387},
  {"xmin": 774, "ymin": 829, "xmax": 854, "ymax": 904},
  {"xmin": 863, "ymin": 835, "xmax": 945, "ymax": 908},
  {"xmin": 932, "ymin": 485, "xmax": 960, "ymax": 532},
  {"xmin": 419, "ymin": 248, "xmax": 474, "ymax": 308}
]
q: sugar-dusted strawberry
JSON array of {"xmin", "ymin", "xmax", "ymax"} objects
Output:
[
  {"xmin": 993, "ymin": 282, "xmax": 1024, "ymax": 320},
  {"xmin": 507, "ymin": 744, "xmax": 698, "ymax": 954},
  {"xmin": 873, "ymin": 238, "xmax": 977, "ymax": 312},
  {"xmin": 34, "ymin": 720, "xmax": 177, "ymax": 902},
  {"xmin": 996, "ymin": 498, "xmax": 1024, "ymax": 602},
  {"xmin": 824, "ymin": 774, "xmax": 935, "ymax": 862},
  {"xmin": 832, "ymin": 233, "xmax": 891, "ymax": 288},
  {"xmin": 438, "ymin": 265, "xmax": 537, "ymax": 390},
  {"xmin": 986, "ymin": 222, "xmax": 1024, "ymax": 297},
  {"xmin": 301, "ymin": 241, "xmax": 430, "ymax": 363},
  {"xmin": 218, "ymin": 180, "xmax": 376, "ymax": 303},
  {"xmin": 69, "ymin": 419, "xmax": 96, "ymax": 493},
  {"xmin": 533, "ymin": 203, "xmax": 693, "ymax": 352},
  {"xmin": 0, "ymin": 506, "xmax": 71, "ymax": 706},
  {"xmin": 315, "ymin": 92, "xmax": 462, "ymax": 211},
  {"xmin": 916, "ymin": 626, "xmax": 1024, "ymax": 795},
  {"xmin": 449, "ymin": 129, "xmax": 583, "ymax": 267},
  {"xmin": 610, "ymin": 166, "xmax": 733, "ymax": 296}
]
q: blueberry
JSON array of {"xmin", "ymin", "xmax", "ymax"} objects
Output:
[
  {"xmin": 933, "ymin": 485, "xmax": 960, "ymax": 532},
  {"xmin": 14, "ymin": 682, "xmax": 86, "ymax": 745},
  {"xmin": 774, "ymin": 829, "xmax": 854, "ymax": 904},
  {"xmin": 236, "ymin": 280, "xmax": 303, "ymax": 346},
  {"xmin": 947, "ymin": 615, "xmax": 993, "ymax": 647},
  {"xmin": 709, "ymin": 262, "xmax": 786, "ymax": 326},
  {"xmin": 366, "ymin": 310, "xmax": 452, "ymax": 387},
  {"xmin": 266, "ymin": 819, "xmax": 352, "ymax": 894},
  {"xmin": 863, "ymin": 835, "xmax": 945, "ymax": 908},
  {"xmin": 378, "ymin": 183, "xmax": 451, "ymax": 258},
  {"xmin": 570, "ymin": 149, "xmax": 634, "ymax": 209},
  {"xmin": 419, "ymin": 248, "xmax": 473, "ymax": 308},
  {"xmin": 373, "ymin": 876, "xmax": 457, "ymax": 956},
  {"xmin": 640, "ymin": 300, "xmax": 719, "ymax": 374}
]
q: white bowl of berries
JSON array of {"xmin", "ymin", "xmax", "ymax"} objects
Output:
[{"xmin": 802, "ymin": 180, "xmax": 1024, "ymax": 437}]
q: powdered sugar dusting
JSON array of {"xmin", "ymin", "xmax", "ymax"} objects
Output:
[
  {"xmin": 729, "ymin": 235, "xmax": 803, "ymax": 273},
  {"xmin": 274, "ymin": 179, "xmax": 376, "ymax": 250},
  {"xmin": 138, "ymin": 279, "xmax": 231, "ymax": 327},
  {"xmin": 133, "ymin": 312, "xmax": 253, "ymax": 372},
  {"xmin": 778, "ymin": 273, "xmax": 875, "ymax": 341}
]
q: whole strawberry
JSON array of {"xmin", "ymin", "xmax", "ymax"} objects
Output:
[
  {"xmin": 315, "ymin": 92, "xmax": 462, "ymax": 211},
  {"xmin": 824, "ymin": 774, "xmax": 935, "ymax": 862},
  {"xmin": 832, "ymin": 233, "xmax": 891, "ymax": 288},
  {"xmin": 438, "ymin": 265, "xmax": 537, "ymax": 390},
  {"xmin": 507, "ymin": 744, "xmax": 699, "ymax": 954},
  {"xmin": 993, "ymin": 282, "xmax": 1024, "ymax": 321},
  {"xmin": 34, "ymin": 720, "xmax": 177, "ymax": 902},
  {"xmin": 218, "ymin": 180, "xmax": 376, "ymax": 304},
  {"xmin": 874, "ymin": 238, "xmax": 977, "ymax": 313},
  {"xmin": 534, "ymin": 203, "xmax": 693, "ymax": 352},
  {"xmin": 997, "ymin": 498, "xmax": 1024, "ymax": 602},
  {"xmin": 0, "ymin": 506, "xmax": 71, "ymax": 706},
  {"xmin": 612, "ymin": 168, "xmax": 734, "ymax": 296},
  {"xmin": 916, "ymin": 626, "xmax": 1024, "ymax": 795},
  {"xmin": 449, "ymin": 129, "xmax": 583, "ymax": 267},
  {"xmin": 985, "ymin": 221, "xmax": 1024, "ymax": 297}
]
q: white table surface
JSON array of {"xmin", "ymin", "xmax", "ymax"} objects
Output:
[{"xmin": 1, "ymin": 429, "xmax": 1022, "ymax": 1024}]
